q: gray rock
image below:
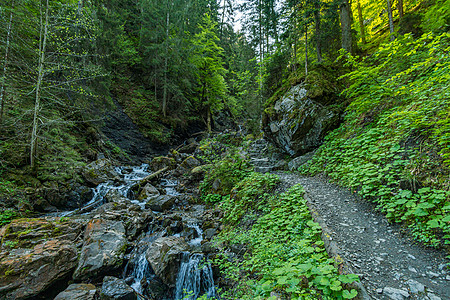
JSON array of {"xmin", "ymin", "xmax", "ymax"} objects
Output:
[
  {"xmin": 427, "ymin": 294, "xmax": 442, "ymax": 300},
  {"xmin": 138, "ymin": 183, "xmax": 160, "ymax": 201},
  {"xmin": 54, "ymin": 284, "xmax": 97, "ymax": 300},
  {"xmin": 179, "ymin": 156, "xmax": 201, "ymax": 170},
  {"xmin": 427, "ymin": 271, "xmax": 440, "ymax": 278},
  {"xmin": 383, "ymin": 287, "xmax": 410, "ymax": 300},
  {"xmin": 273, "ymin": 160, "xmax": 288, "ymax": 171},
  {"xmin": 66, "ymin": 186, "xmax": 94, "ymax": 209},
  {"xmin": 82, "ymin": 159, "xmax": 120, "ymax": 186},
  {"xmin": 91, "ymin": 199, "xmax": 154, "ymax": 240},
  {"xmin": 263, "ymin": 83, "xmax": 341, "ymax": 156},
  {"xmin": 104, "ymin": 189, "xmax": 127, "ymax": 203},
  {"xmin": 204, "ymin": 228, "xmax": 217, "ymax": 240},
  {"xmin": 406, "ymin": 279, "xmax": 425, "ymax": 294},
  {"xmin": 149, "ymin": 156, "xmax": 176, "ymax": 172},
  {"xmin": 178, "ymin": 142, "xmax": 199, "ymax": 154},
  {"xmin": 145, "ymin": 236, "xmax": 189, "ymax": 286},
  {"xmin": 100, "ymin": 276, "xmax": 136, "ymax": 300},
  {"xmin": 288, "ymin": 151, "xmax": 316, "ymax": 171},
  {"xmin": 201, "ymin": 242, "xmax": 216, "ymax": 254},
  {"xmin": 73, "ymin": 219, "xmax": 127, "ymax": 280},
  {"xmin": 0, "ymin": 218, "xmax": 83, "ymax": 300},
  {"xmin": 145, "ymin": 195, "xmax": 176, "ymax": 212},
  {"xmin": 212, "ymin": 179, "xmax": 221, "ymax": 191}
]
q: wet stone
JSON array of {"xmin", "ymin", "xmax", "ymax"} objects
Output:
[
  {"xmin": 54, "ymin": 284, "xmax": 97, "ymax": 300},
  {"xmin": 100, "ymin": 276, "xmax": 136, "ymax": 300},
  {"xmin": 383, "ymin": 287, "xmax": 410, "ymax": 300},
  {"xmin": 406, "ymin": 279, "xmax": 425, "ymax": 294}
]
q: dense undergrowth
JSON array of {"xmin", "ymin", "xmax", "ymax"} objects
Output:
[
  {"xmin": 299, "ymin": 32, "xmax": 450, "ymax": 248},
  {"xmin": 199, "ymin": 138, "xmax": 359, "ymax": 299}
]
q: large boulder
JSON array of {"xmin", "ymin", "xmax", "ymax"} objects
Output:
[
  {"xmin": 145, "ymin": 195, "xmax": 176, "ymax": 212},
  {"xmin": 100, "ymin": 276, "xmax": 136, "ymax": 300},
  {"xmin": 138, "ymin": 183, "xmax": 160, "ymax": 201},
  {"xmin": 180, "ymin": 156, "xmax": 201, "ymax": 170},
  {"xmin": 175, "ymin": 156, "xmax": 202, "ymax": 176},
  {"xmin": 66, "ymin": 185, "xmax": 94, "ymax": 209},
  {"xmin": 149, "ymin": 156, "xmax": 176, "ymax": 172},
  {"xmin": 54, "ymin": 283, "xmax": 97, "ymax": 300},
  {"xmin": 73, "ymin": 219, "xmax": 127, "ymax": 280},
  {"xmin": 178, "ymin": 140, "xmax": 199, "ymax": 154},
  {"xmin": 0, "ymin": 218, "xmax": 84, "ymax": 300},
  {"xmin": 263, "ymin": 83, "xmax": 341, "ymax": 156},
  {"xmin": 288, "ymin": 150, "xmax": 316, "ymax": 171},
  {"xmin": 104, "ymin": 189, "xmax": 128, "ymax": 203},
  {"xmin": 145, "ymin": 236, "xmax": 189, "ymax": 286},
  {"xmin": 82, "ymin": 159, "xmax": 120, "ymax": 186},
  {"xmin": 91, "ymin": 199, "xmax": 154, "ymax": 240}
]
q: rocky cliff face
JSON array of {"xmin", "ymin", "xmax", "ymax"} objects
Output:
[{"xmin": 262, "ymin": 83, "xmax": 342, "ymax": 156}]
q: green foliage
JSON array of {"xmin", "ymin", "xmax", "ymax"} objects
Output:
[
  {"xmin": 301, "ymin": 32, "xmax": 450, "ymax": 247},
  {"xmin": 214, "ymin": 184, "xmax": 359, "ymax": 299},
  {"xmin": 0, "ymin": 209, "xmax": 19, "ymax": 226},
  {"xmin": 200, "ymin": 149, "xmax": 252, "ymax": 197},
  {"xmin": 204, "ymin": 193, "xmax": 228, "ymax": 204},
  {"xmin": 197, "ymin": 137, "xmax": 232, "ymax": 164},
  {"xmin": 190, "ymin": 14, "xmax": 229, "ymax": 115},
  {"xmin": 421, "ymin": 0, "xmax": 450, "ymax": 33},
  {"xmin": 220, "ymin": 172, "xmax": 280, "ymax": 224}
]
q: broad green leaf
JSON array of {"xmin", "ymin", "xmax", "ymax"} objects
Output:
[{"xmin": 343, "ymin": 289, "xmax": 358, "ymax": 299}]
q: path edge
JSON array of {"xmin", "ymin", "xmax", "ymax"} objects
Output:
[{"xmin": 304, "ymin": 193, "xmax": 372, "ymax": 300}]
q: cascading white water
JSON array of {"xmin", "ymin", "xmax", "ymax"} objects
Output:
[
  {"xmin": 187, "ymin": 223, "xmax": 203, "ymax": 247},
  {"xmin": 52, "ymin": 164, "xmax": 152, "ymax": 217},
  {"xmin": 130, "ymin": 252, "xmax": 151, "ymax": 294},
  {"xmin": 175, "ymin": 253, "xmax": 217, "ymax": 300},
  {"xmin": 161, "ymin": 178, "xmax": 181, "ymax": 196}
]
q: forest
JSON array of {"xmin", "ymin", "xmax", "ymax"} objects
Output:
[
  {"xmin": 0, "ymin": 0, "xmax": 448, "ymax": 182},
  {"xmin": 0, "ymin": 0, "xmax": 450, "ymax": 299}
]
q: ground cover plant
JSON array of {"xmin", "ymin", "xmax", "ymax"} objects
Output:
[
  {"xmin": 203, "ymin": 168, "xmax": 359, "ymax": 299},
  {"xmin": 299, "ymin": 32, "xmax": 450, "ymax": 248}
]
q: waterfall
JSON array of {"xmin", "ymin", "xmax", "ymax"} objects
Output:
[
  {"xmin": 130, "ymin": 252, "xmax": 151, "ymax": 294},
  {"xmin": 175, "ymin": 252, "xmax": 217, "ymax": 300},
  {"xmin": 187, "ymin": 223, "xmax": 203, "ymax": 247}
]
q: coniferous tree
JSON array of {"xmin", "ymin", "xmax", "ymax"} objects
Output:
[
  {"xmin": 190, "ymin": 14, "xmax": 228, "ymax": 132},
  {"xmin": 339, "ymin": 0, "xmax": 353, "ymax": 53}
]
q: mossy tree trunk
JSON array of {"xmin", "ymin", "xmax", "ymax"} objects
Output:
[
  {"xmin": 339, "ymin": 0, "xmax": 352, "ymax": 54},
  {"xmin": 314, "ymin": 4, "xmax": 322, "ymax": 63},
  {"xmin": 31, "ymin": 0, "xmax": 50, "ymax": 174},
  {"xmin": 0, "ymin": 0, "xmax": 14, "ymax": 125},
  {"xmin": 387, "ymin": 0, "xmax": 395, "ymax": 41}
]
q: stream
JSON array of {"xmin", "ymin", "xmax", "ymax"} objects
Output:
[{"xmin": 50, "ymin": 163, "xmax": 218, "ymax": 300}]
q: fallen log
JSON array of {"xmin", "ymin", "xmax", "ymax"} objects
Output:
[{"xmin": 134, "ymin": 166, "xmax": 169, "ymax": 185}]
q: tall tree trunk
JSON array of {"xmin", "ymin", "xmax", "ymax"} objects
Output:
[
  {"xmin": 397, "ymin": 0, "xmax": 404, "ymax": 19},
  {"xmin": 272, "ymin": 3, "xmax": 279, "ymax": 44},
  {"xmin": 31, "ymin": 0, "xmax": 50, "ymax": 173},
  {"xmin": 0, "ymin": 1, "xmax": 14, "ymax": 125},
  {"xmin": 293, "ymin": 39, "xmax": 297, "ymax": 72},
  {"xmin": 220, "ymin": 0, "xmax": 226, "ymax": 36},
  {"xmin": 207, "ymin": 105, "xmax": 212, "ymax": 133},
  {"xmin": 258, "ymin": 0, "xmax": 263, "ymax": 112},
  {"xmin": 357, "ymin": 0, "xmax": 366, "ymax": 44},
  {"xmin": 305, "ymin": 24, "xmax": 308, "ymax": 76},
  {"xmin": 163, "ymin": 5, "xmax": 169, "ymax": 117},
  {"xmin": 314, "ymin": 2, "xmax": 322, "ymax": 63},
  {"xmin": 387, "ymin": 0, "xmax": 395, "ymax": 41},
  {"xmin": 339, "ymin": 0, "xmax": 352, "ymax": 54}
]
